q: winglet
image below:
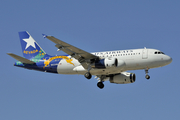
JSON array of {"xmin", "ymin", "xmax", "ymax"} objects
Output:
[{"xmin": 42, "ymin": 34, "xmax": 47, "ymax": 38}]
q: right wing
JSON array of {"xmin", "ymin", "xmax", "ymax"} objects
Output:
[
  {"xmin": 44, "ymin": 35, "xmax": 99, "ymax": 69},
  {"xmin": 7, "ymin": 53, "xmax": 36, "ymax": 64}
]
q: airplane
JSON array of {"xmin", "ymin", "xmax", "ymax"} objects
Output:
[{"xmin": 7, "ymin": 31, "xmax": 172, "ymax": 89}]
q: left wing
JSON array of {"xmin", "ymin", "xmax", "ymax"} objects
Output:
[{"xmin": 44, "ymin": 35, "xmax": 99, "ymax": 69}]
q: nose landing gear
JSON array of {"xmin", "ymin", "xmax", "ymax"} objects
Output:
[
  {"xmin": 145, "ymin": 74, "xmax": 150, "ymax": 79},
  {"xmin": 145, "ymin": 69, "xmax": 150, "ymax": 79}
]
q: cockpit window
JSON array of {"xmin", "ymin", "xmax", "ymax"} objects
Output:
[{"xmin": 154, "ymin": 51, "xmax": 165, "ymax": 54}]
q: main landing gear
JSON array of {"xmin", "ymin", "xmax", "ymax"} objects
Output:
[
  {"xmin": 97, "ymin": 82, "xmax": 104, "ymax": 89},
  {"xmin": 84, "ymin": 65, "xmax": 92, "ymax": 79},
  {"xmin": 96, "ymin": 75, "xmax": 106, "ymax": 89},
  {"xmin": 84, "ymin": 72, "xmax": 92, "ymax": 79},
  {"xmin": 145, "ymin": 69, "xmax": 150, "ymax": 79},
  {"xmin": 84, "ymin": 72, "xmax": 105, "ymax": 89}
]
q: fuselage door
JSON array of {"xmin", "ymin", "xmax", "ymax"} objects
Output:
[{"xmin": 142, "ymin": 48, "xmax": 148, "ymax": 59}]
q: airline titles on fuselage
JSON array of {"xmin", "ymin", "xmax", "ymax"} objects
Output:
[{"xmin": 93, "ymin": 50, "xmax": 141, "ymax": 57}]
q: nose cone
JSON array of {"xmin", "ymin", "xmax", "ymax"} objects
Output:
[
  {"xmin": 164, "ymin": 56, "xmax": 172, "ymax": 65},
  {"xmin": 169, "ymin": 57, "xmax": 172, "ymax": 64}
]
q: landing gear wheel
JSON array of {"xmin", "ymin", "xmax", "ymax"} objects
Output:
[
  {"xmin": 145, "ymin": 75, "xmax": 150, "ymax": 79},
  {"xmin": 84, "ymin": 72, "xmax": 92, "ymax": 79},
  {"xmin": 97, "ymin": 82, "xmax": 104, "ymax": 89},
  {"xmin": 145, "ymin": 69, "xmax": 150, "ymax": 80}
]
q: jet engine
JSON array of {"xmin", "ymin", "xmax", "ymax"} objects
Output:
[
  {"xmin": 109, "ymin": 72, "xmax": 136, "ymax": 84},
  {"xmin": 91, "ymin": 57, "xmax": 118, "ymax": 69}
]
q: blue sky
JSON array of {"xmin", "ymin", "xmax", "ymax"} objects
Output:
[{"xmin": 1, "ymin": 0, "xmax": 179, "ymax": 120}]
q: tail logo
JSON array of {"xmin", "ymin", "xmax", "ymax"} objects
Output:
[
  {"xmin": 19, "ymin": 31, "xmax": 46, "ymax": 59},
  {"xmin": 23, "ymin": 35, "xmax": 36, "ymax": 49}
]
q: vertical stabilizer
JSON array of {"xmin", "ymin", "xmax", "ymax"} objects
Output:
[{"xmin": 19, "ymin": 31, "xmax": 46, "ymax": 59}]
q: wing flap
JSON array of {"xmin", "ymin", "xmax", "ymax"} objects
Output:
[{"xmin": 7, "ymin": 53, "xmax": 36, "ymax": 64}]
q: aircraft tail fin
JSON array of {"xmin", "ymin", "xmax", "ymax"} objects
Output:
[
  {"xmin": 19, "ymin": 31, "xmax": 46, "ymax": 59},
  {"xmin": 7, "ymin": 53, "xmax": 36, "ymax": 64}
]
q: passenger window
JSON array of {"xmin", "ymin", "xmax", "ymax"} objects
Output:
[{"xmin": 155, "ymin": 52, "xmax": 157, "ymax": 54}]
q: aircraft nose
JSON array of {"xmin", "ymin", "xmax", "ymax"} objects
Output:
[
  {"xmin": 165, "ymin": 56, "xmax": 172, "ymax": 65},
  {"xmin": 169, "ymin": 57, "xmax": 172, "ymax": 64}
]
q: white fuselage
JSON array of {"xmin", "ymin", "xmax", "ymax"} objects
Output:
[{"xmin": 57, "ymin": 48, "xmax": 172, "ymax": 75}]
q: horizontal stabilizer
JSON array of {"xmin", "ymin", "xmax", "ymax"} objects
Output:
[{"xmin": 7, "ymin": 53, "xmax": 36, "ymax": 64}]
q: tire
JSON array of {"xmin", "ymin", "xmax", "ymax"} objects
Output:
[
  {"xmin": 84, "ymin": 72, "xmax": 92, "ymax": 79},
  {"xmin": 97, "ymin": 82, "xmax": 104, "ymax": 89},
  {"xmin": 145, "ymin": 75, "xmax": 150, "ymax": 79}
]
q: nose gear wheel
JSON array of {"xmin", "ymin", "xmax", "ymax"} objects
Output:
[{"xmin": 145, "ymin": 69, "xmax": 150, "ymax": 80}]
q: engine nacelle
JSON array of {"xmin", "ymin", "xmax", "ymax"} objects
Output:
[
  {"xmin": 109, "ymin": 72, "xmax": 136, "ymax": 84},
  {"xmin": 92, "ymin": 57, "xmax": 118, "ymax": 69}
]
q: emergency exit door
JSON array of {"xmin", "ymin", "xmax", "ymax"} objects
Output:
[{"xmin": 142, "ymin": 48, "xmax": 148, "ymax": 59}]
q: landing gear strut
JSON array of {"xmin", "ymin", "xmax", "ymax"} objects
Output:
[
  {"xmin": 84, "ymin": 72, "xmax": 92, "ymax": 79},
  {"xmin": 145, "ymin": 69, "xmax": 150, "ymax": 79},
  {"xmin": 84, "ymin": 64, "xmax": 92, "ymax": 79}
]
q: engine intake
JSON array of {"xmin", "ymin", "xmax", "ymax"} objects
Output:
[{"xmin": 110, "ymin": 72, "xmax": 136, "ymax": 84}]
